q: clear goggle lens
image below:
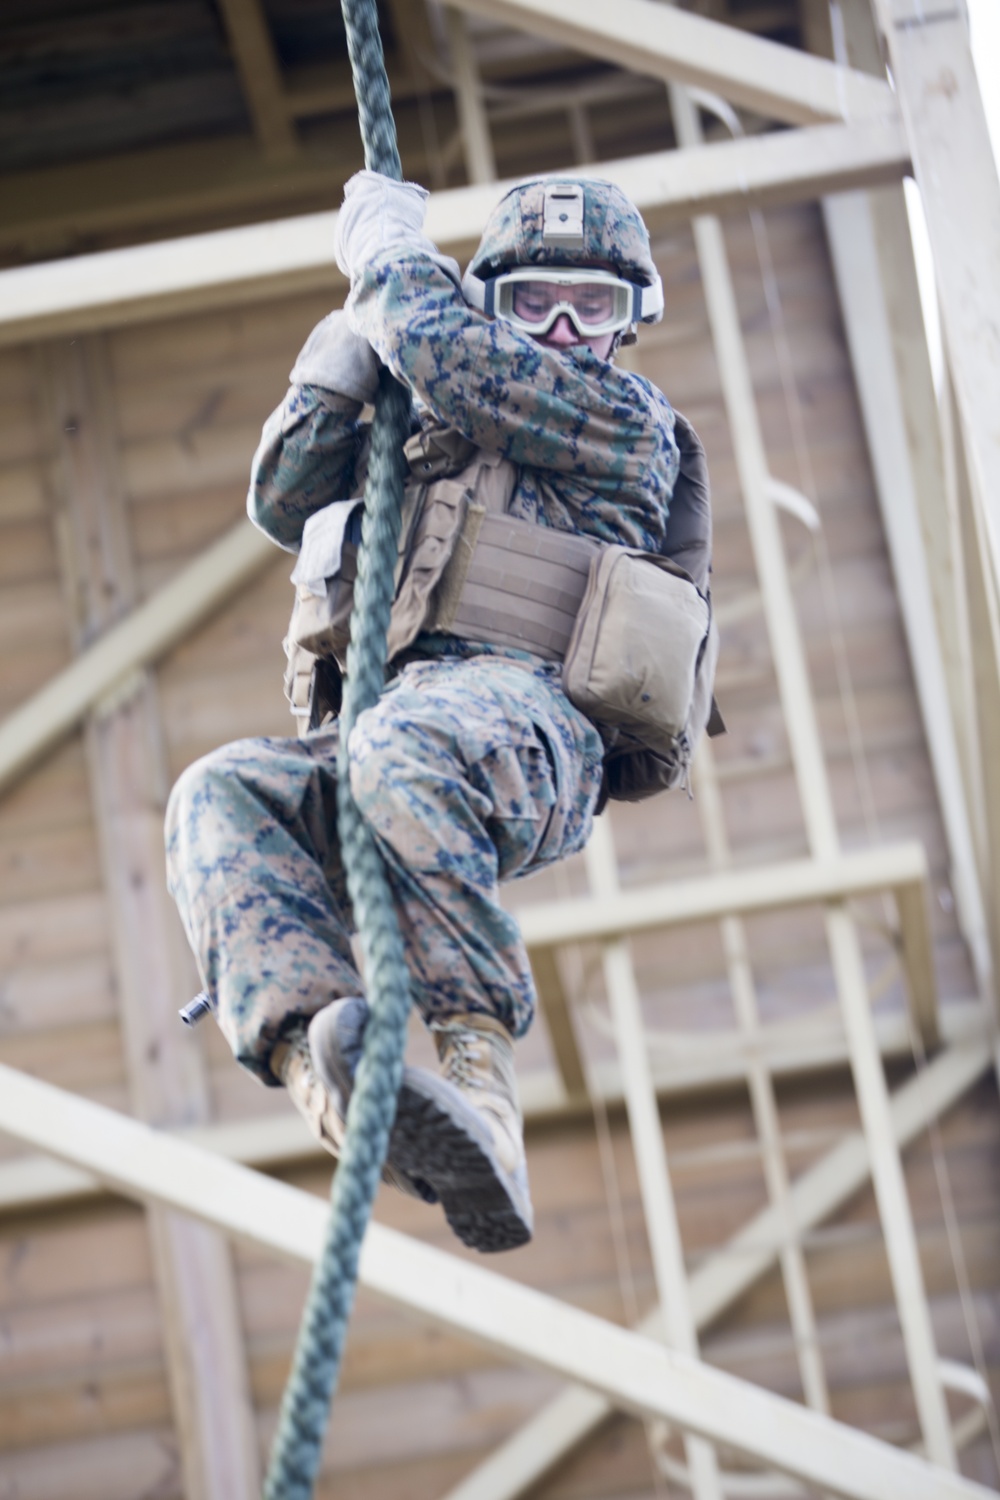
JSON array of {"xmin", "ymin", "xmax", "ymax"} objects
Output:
[{"xmin": 493, "ymin": 270, "xmax": 636, "ymax": 336}]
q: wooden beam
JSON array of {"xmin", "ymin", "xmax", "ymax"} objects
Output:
[
  {"xmin": 949, "ymin": 373, "xmax": 1000, "ymax": 1007},
  {"xmin": 0, "ymin": 999, "xmax": 988, "ymax": 1218},
  {"xmin": 892, "ymin": 869, "xmax": 942, "ymax": 1052},
  {"xmin": 518, "ymin": 842, "xmax": 930, "ymax": 945},
  {"xmin": 0, "ymin": 1062, "xmax": 992, "ymax": 1500},
  {"xmin": 441, "ymin": 1036, "xmax": 992, "ymax": 1500},
  {"xmin": 445, "ymin": 6, "xmax": 498, "ymax": 184},
  {"xmin": 38, "ymin": 337, "xmax": 261, "ymax": 1500},
  {"xmin": 692, "ymin": 743, "xmax": 830, "ymax": 1414},
  {"xmin": 870, "ymin": 0, "xmax": 1000, "ymax": 634},
  {"xmin": 216, "ymin": 0, "xmax": 299, "ymax": 159},
  {"xmin": 668, "ymin": 68, "xmax": 953, "ymax": 1462},
  {"xmin": 530, "ymin": 947, "xmax": 588, "ymax": 1104},
  {"xmin": 0, "ymin": 121, "xmax": 909, "ymax": 347},
  {"xmin": 802, "ymin": 0, "xmax": 993, "ymax": 1011},
  {"xmin": 823, "ymin": 188, "xmax": 989, "ymax": 1014},
  {"xmin": 585, "ymin": 820, "xmax": 724, "ymax": 1499},
  {"xmin": 0, "ymin": 518, "xmax": 275, "ymax": 798},
  {"xmin": 446, "ymin": 0, "xmax": 894, "ymax": 124}
]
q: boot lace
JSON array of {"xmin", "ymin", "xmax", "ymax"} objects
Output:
[{"xmin": 431, "ymin": 1021, "xmax": 487, "ymax": 1091}]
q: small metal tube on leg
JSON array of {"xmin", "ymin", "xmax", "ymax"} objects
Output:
[{"xmin": 179, "ymin": 991, "xmax": 215, "ymax": 1027}]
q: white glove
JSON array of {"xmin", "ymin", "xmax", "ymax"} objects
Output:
[
  {"xmin": 334, "ymin": 169, "xmax": 461, "ymax": 286},
  {"xmin": 289, "ymin": 310, "xmax": 379, "ymax": 402}
]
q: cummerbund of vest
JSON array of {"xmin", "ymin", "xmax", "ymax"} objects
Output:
[{"xmin": 445, "ymin": 513, "xmax": 601, "ymax": 661}]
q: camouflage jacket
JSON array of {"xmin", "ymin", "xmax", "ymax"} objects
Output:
[{"xmin": 248, "ymin": 247, "xmax": 681, "ymax": 561}]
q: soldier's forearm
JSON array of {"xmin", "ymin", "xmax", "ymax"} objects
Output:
[
  {"xmin": 349, "ymin": 251, "xmax": 679, "ymax": 506},
  {"xmin": 247, "ymin": 385, "xmax": 367, "ymax": 550}
]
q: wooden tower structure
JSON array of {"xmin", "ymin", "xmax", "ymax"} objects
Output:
[{"xmin": 0, "ymin": 1, "xmax": 998, "ymax": 1496}]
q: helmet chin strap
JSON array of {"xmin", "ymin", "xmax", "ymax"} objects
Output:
[{"xmin": 610, "ymin": 323, "xmax": 639, "ymax": 358}]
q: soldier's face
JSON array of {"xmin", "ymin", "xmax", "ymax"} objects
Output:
[{"xmin": 533, "ymin": 313, "xmax": 616, "ymax": 361}]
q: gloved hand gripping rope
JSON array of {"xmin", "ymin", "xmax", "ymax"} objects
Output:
[{"xmin": 262, "ymin": 2, "xmax": 414, "ymax": 1495}]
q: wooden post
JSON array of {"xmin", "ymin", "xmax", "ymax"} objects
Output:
[
  {"xmin": 692, "ymin": 742, "xmax": 830, "ymax": 1413},
  {"xmin": 215, "ymin": 0, "xmax": 298, "ymax": 160},
  {"xmin": 801, "ymin": 0, "xmax": 995, "ymax": 1005},
  {"xmin": 946, "ymin": 373, "xmax": 1000, "ymax": 1020},
  {"xmin": 445, "ymin": 7, "xmax": 498, "ymax": 185},
  {"xmin": 870, "ymin": 0, "xmax": 1000, "ymax": 598},
  {"xmin": 585, "ymin": 819, "xmax": 724, "ymax": 1500},
  {"xmin": 665, "ymin": 78, "xmax": 956, "ymax": 1467},
  {"xmin": 38, "ymin": 335, "xmax": 262, "ymax": 1500}
]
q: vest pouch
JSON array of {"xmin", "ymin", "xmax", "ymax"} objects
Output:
[
  {"xmin": 562, "ymin": 547, "xmax": 709, "ymax": 758},
  {"xmin": 288, "ymin": 480, "xmax": 471, "ymax": 667},
  {"xmin": 386, "ymin": 479, "xmax": 470, "ymax": 658},
  {"xmin": 287, "ymin": 541, "xmax": 358, "ymax": 666}
]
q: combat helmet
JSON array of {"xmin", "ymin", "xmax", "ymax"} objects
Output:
[{"xmin": 462, "ymin": 177, "xmax": 664, "ymax": 343}]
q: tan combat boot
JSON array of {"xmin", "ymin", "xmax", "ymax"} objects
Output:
[
  {"xmin": 388, "ymin": 1012, "xmax": 534, "ymax": 1253},
  {"xmin": 271, "ymin": 1024, "xmax": 346, "ymax": 1158},
  {"xmin": 272, "ymin": 1015, "xmax": 431, "ymax": 1201},
  {"xmin": 432, "ymin": 1015, "xmax": 527, "ymax": 1181},
  {"xmin": 303, "ymin": 998, "xmax": 533, "ymax": 1251}
]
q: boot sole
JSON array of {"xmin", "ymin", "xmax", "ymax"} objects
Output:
[
  {"xmin": 309, "ymin": 1001, "xmax": 532, "ymax": 1252},
  {"xmin": 307, "ymin": 1005, "xmax": 439, "ymax": 1204},
  {"xmin": 389, "ymin": 1072, "xmax": 533, "ymax": 1254}
]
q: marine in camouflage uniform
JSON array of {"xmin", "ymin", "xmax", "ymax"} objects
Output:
[{"xmin": 166, "ymin": 172, "xmax": 694, "ymax": 1250}]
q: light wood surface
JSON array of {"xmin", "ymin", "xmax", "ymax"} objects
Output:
[
  {"xmin": 0, "ymin": 188, "xmax": 995, "ymax": 1498},
  {"xmin": 37, "ymin": 335, "xmax": 261, "ymax": 1500},
  {"xmin": 0, "ymin": 123, "xmax": 909, "ymax": 347}
]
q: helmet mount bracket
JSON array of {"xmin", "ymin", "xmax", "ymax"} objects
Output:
[{"xmin": 542, "ymin": 184, "xmax": 585, "ymax": 250}]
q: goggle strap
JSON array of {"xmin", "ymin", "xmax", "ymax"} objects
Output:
[
  {"xmin": 464, "ymin": 271, "xmax": 500, "ymax": 317},
  {"xmin": 639, "ymin": 278, "xmax": 664, "ymax": 320}
]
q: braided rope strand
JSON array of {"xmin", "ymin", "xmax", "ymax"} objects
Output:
[
  {"xmin": 342, "ymin": 0, "xmax": 402, "ymax": 178},
  {"xmin": 262, "ymin": 3, "xmax": 414, "ymax": 1492}
]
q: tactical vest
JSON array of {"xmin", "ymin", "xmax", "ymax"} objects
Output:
[{"xmin": 284, "ymin": 423, "xmax": 721, "ymax": 800}]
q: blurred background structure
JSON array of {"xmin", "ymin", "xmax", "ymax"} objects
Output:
[{"xmin": 0, "ymin": 1, "xmax": 999, "ymax": 1497}]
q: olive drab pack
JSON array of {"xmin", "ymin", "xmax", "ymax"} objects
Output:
[{"xmin": 283, "ymin": 419, "xmax": 721, "ymax": 799}]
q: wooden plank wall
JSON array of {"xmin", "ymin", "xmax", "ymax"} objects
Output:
[{"xmin": 0, "ymin": 201, "xmax": 997, "ymax": 1498}]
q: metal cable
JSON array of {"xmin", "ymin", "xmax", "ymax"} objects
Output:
[{"xmin": 263, "ymin": 3, "xmax": 413, "ymax": 1493}]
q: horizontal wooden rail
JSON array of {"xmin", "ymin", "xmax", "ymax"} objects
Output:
[
  {"xmin": 0, "ymin": 1061, "xmax": 990, "ymax": 1500},
  {"xmin": 0, "ymin": 123, "xmax": 906, "ymax": 347},
  {"xmin": 521, "ymin": 842, "xmax": 939, "ymax": 1049},
  {"xmin": 449, "ymin": 0, "xmax": 893, "ymax": 126},
  {"xmin": 518, "ymin": 844, "xmax": 927, "ymax": 946}
]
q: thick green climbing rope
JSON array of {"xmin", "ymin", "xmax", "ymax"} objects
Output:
[{"xmin": 262, "ymin": 4, "xmax": 414, "ymax": 1496}]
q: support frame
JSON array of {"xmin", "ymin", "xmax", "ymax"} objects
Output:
[{"xmin": 0, "ymin": 1062, "xmax": 991, "ymax": 1500}]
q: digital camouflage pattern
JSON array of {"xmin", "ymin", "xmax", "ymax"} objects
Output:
[
  {"xmin": 251, "ymin": 249, "xmax": 679, "ymax": 553},
  {"xmin": 467, "ymin": 176, "xmax": 663, "ymax": 300},
  {"xmin": 170, "ymin": 207, "xmax": 680, "ymax": 1080},
  {"xmin": 166, "ymin": 657, "xmax": 603, "ymax": 1079}
]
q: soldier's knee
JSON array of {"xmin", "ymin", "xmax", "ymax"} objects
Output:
[
  {"xmin": 165, "ymin": 741, "xmax": 262, "ymax": 874},
  {"xmin": 348, "ymin": 714, "xmax": 446, "ymax": 854},
  {"xmin": 168, "ymin": 742, "xmax": 239, "ymax": 818},
  {"xmin": 348, "ymin": 732, "xmax": 405, "ymax": 823}
]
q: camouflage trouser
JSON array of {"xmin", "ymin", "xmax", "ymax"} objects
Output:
[{"xmin": 165, "ymin": 656, "xmax": 604, "ymax": 1084}]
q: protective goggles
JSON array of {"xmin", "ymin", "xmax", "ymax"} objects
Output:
[{"xmin": 462, "ymin": 267, "xmax": 663, "ymax": 337}]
